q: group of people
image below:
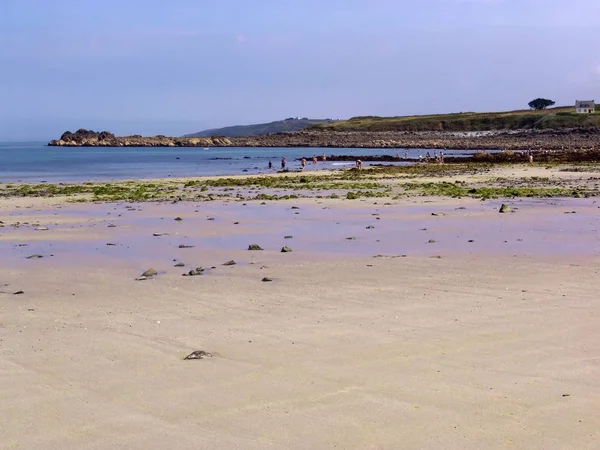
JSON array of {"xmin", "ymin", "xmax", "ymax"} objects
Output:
[
  {"xmin": 269, "ymin": 154, "xmax": 328, "ymax": 171},
  {"xmin": 299, "ymin": 154, "xmax": 327, "ymax": 170},
  {"xmin": 418, "ymin": 150, "xmax": 445, "ymax": 164}
]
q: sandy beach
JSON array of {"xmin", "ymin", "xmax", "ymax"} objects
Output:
[{"xmin": 1, "ymin": 165, "xmax": 600, "ymax": 449}]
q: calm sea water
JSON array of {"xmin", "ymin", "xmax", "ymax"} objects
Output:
[{"xmin": 0, "ymin": 142, "xmax": 483, "ymax": 183}]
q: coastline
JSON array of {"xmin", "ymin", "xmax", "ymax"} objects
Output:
[{"xmin": 48, "ymin": 128, "xmax": 600, "ymax": 151}]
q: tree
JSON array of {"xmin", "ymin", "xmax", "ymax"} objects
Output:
[{"xmin": 528, "ymin": 98, "xmax": 555, "ymax": 110}]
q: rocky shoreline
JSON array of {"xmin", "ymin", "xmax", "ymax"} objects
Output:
[{"xmin": 49, "ymin": 128, "xmax": 600, "ymax": 151}]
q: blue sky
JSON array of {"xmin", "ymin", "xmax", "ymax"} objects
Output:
[{"xmin": 1, "ymin": 0, "xmax": 599, "ymax": 140}]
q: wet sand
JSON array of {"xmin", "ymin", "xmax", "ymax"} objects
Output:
[{"xmin": 1, "ymin": 196, "xmax": 600, "ymax": 448}]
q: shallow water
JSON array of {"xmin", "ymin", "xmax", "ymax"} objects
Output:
[
  {"xmin": 0, "ymin": 142, "xmax": 489, "ymax": 183},
  {"xmin": 2, "ymin": 199, "xmax": 599, "ymax": 271}
]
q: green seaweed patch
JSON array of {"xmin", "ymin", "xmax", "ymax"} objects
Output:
[
  {"xmin": 401, "ymin": 181, "xmax": 594, "ymax": 199},
  {"xmin": 0, "ymin": 181, "xmax": 179, "ymax": 202}
]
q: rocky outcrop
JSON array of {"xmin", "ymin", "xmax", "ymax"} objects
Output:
[
  {"xmin": 49, "ymin": 129, "xmax": 233, "ymax": 147},
  {"xmin": 48, "ymin": 128, "xmax": 600, "ymax": 151}
]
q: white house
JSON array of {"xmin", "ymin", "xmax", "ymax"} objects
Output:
[{"xmin": 575, "ymin": 100, "xmax": 595, "ymax": 114}]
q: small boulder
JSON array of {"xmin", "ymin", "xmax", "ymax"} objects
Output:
[
  {"xmin": 499, "ymin": 204, "xmax": 511, "ymax": 213},
  {"xmin": 174, "ymin": 217, "xmax": 183, "ymax": 221},
  {"xmin": 174, "ymin": 262, "xmax": 185, "ymax": 267},
  {"xmin": 26, "ymin": 254, "xmax": 44, "ymax": 259},
  {"xmin": 248, "ymin": 244, "xmax": 263, "ymax": 251},
  {"xmin": 178, "ymin": 244, "xmax": 194, "ymax": 249},
  {"xmin": 261, "ymin": 277, "xmax": 273, "ymax": 282},
  {"xmin": 281, "ymin": 246, "xmax": 292, "ymax": 253},
  {"xmin": 223, "ymin": 260, "xmax": 237, "ymax": 266},
  {"xmin": 142, "ymin": 268, "xmax": 158, "ymax": 277},
  {"xmin": 284, "ymin": 235, "xmax": 293, "ymax": 239},
  {"xmin": 183, "ymin": 267, "xmax": 204, "ymax": 277}
]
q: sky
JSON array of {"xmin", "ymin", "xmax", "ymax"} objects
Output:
[{"xmin": 1, "ymin": 0, "xmax": 599, "ymax": 140}]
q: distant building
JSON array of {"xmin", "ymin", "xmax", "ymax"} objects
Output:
[{"xmin": 575, "ymin": 100, "xmax": 595, "ymax": 114}]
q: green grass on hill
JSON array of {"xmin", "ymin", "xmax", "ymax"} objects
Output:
[
  {"xmin": 311, "ymin": 107, "xmax": 600, "ymax": 132},
  {"xmin": 185, "ymin": 118, "xmax": 333, "ymax": 138}
]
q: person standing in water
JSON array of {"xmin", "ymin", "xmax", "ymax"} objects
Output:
[
  {"xmin": 312, "ymin": 155, "xmax": 318, "ymax": 165},
  {"xmin": 268, "ymin": 160, "xmax": 273, "ymax": 169},
  {"xmin": 281, "ymin": 157, "xmax": 286, "ymax": 170},
  {"xmin": 322, "ymin": 153, "xmax": 327, "ymax": 162},
  {"xmin": 301, "ymin": 158, "xmax": 307, "ymax": 170}
]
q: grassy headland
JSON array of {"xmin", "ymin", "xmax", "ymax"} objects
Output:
[
  {"xmin": 49, "ymin": 107, "xmax": 600, "ymax": 150},
  {"xmin": 310, "ymin": 107, "xmax": 600, "ymax": 132}
]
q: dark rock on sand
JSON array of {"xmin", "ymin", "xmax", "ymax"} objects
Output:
[
  {"xmin": 284, "ymin": 235, "xmax": 293, "ymax": 239},
  {"xmin": 248, "ymin": 244, "xmax": 263, "ymax": 251},
  {"xmin": 499, "ymin": 204, "xmax": 511, "ymax": 213},
  {"xmin": 13, "ymin": 290, "xmax": 25, "ymax": 295},
  {"xmin": 184, "ymin": 350, "xmax": 212, "ymax": 360},
  {"xmin": 281, "ymin": 246, "xmax": 292, "ymax": 253},
  {"xmin": 174, "ymin": 263, "xmax": 185, "ymax": 267},
  {"xmin": 26, "ymin": 254, "xmax": 44, "ymax": 259},
  {"xmin": 223, "ymin": 260, "xmax": 237, "ymax": 266},
  {"xmin": 262, "ymin": 277, "xmax": 273, "ymax": 282},
  {"xmin": 428, "ymin": 239, "xmax": 436, "ymax": 244},
  {"xmin": 178, "ymin": 244, "xmax": 195, "ymax": 249},
  {"xmin": 183, "ymin": 267, "xmax": 204, "ymax": 276},
  {"xmin": 174, "ymin": 217, "xmax": 183, "ymax": 221},
  {"xmin": 142, "ymin": 268, "xmax": 158, "ymax": 277}
]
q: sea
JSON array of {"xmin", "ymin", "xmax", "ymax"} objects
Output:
[{"xmin": 0, "ymin": 142, "xmax": 485, "ymax": 183}]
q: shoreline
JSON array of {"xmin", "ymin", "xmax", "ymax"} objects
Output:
[
  {"xmin": 2, "ymin": 162, "xmax": 600, "ymax": 204},
  {"xmin": 49, "ymin": 128, "xmax": 600, "ymax": 151}
]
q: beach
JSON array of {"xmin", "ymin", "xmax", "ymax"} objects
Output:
[{"xmin": 1, "ymin": 164, "xmax": 600, "ymax": 449}]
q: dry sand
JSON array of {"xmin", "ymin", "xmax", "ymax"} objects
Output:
[{"xmin": 1, "ymin": 193, "xmax": 600, "ymax": 449}]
